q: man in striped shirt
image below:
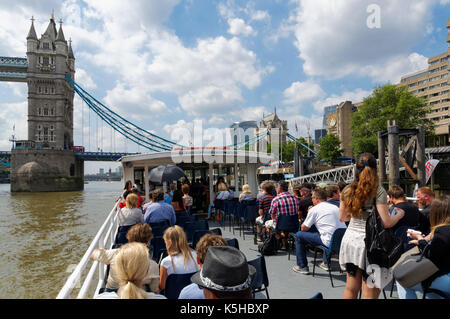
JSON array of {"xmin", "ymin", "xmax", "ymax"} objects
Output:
[
  {"xmin": 268, "ymin": 180, "xmax": 299, "ymax": 233},
  {"xmin": 255, "ymin": 182, "xmax": 275, "ymax": 242}
]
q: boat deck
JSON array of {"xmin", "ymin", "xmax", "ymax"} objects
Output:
[{"xmin": 205, "ymin": 218, "xmax": 398, "ymax": 299}]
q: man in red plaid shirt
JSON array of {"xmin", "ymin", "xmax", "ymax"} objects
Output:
[{"xmin": 269, "ymin": 180, "xmax": 299, "ymax": 230}]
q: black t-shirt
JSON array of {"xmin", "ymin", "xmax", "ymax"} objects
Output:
[{"xmin": 393, "ymin": 201, "xmax": 420, "ymax": 231}]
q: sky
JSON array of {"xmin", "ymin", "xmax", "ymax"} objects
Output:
[{"xmin": 0, "ymin": 0, "xmax": 449, "ymax": 174}]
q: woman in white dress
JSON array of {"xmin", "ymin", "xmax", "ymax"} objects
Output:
[{"xmin": 339, "ymin": 153, "xmax": 405, "ymax": 299}]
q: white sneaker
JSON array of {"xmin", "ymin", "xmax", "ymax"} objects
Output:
[
  {"xmin": 318, "ymin": 262, "xmax": 329, "ymax": 271},
  {"xmin": 292, "ymin": 265, "xmax": 310, "ymax": 275}
]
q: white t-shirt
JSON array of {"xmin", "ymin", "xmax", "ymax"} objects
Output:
[
  {"xmin": 160, "ymin": 251, "xmax": 199, "ymax": 276},
  {"xmin": 303, "ymin": 201, "xmax": 347, "ymax": 247}
]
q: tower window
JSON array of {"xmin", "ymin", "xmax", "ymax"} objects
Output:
[
  {"xmin": 43, "ymin": 57, "xmax": 49, "ymax": 65},
  {"xmin": 43, "ymin": 43, "xmax": 50, "ymax": 50}
]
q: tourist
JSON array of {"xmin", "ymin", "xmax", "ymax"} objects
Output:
[
  {"xmin": 214, "ymin": 182, "xmax": 230, "ymax": 221},
  {"xmin": 298, "ymin": 185, "xmax": 313, "ymax": 221},
  {"xmin": 181, "ymin": 184, "xmax": 193, "ymax": 214},
  {"xmin": 178, "ymin": 234, "xmax": 228, "ymax": 299},
  {"xmin": 144, "ymin": 189, "xmax": 176, "ymax": 226},
  {"xmin": 190, "ymin": 246, "xmax": 255, "ymax": 299},
  {"xmin": 396, "ymin": 195, "xmax": 450, "ymax": 299},
  {"xmin": 214, "ymin": 176, "xmax": 227, "ymax": 193},
  {"xmin": 171, "ymin": 188, "xmax": 185, "ymax": 213},
  {"xmin": 164, "ymin": 183, "xmax": 176, "ymax": 204},
  {"xmin": 121, "ymin": 180, "xmax": 132, "ymax": 199},
  {"xmin": 95, "ymin": 242, "xmax": 166, "ymax": 299},
  {"xmin": 90, "ymin": 223, "xmax": 160, "ymax": 293},
  {"xmin": 387, "ymin": 185, "xmax": 424, "ymax": 232},
  {"xmin": 118, "ymin": 193, "xmax": 144, "ymax": 227},
  {"xmin": 337, "ymin": 181, "xmax": 347, "ymax": 193},
  {"xmin": 326, "ymin": 185, "xmax": 340, "ymax": 208},
  {"xmin": 255, "ymin": 182, "xmax": 275, "ymax": 242},
  {"xmin": 117, "ymin": 180, "xmax": 133, "ymax": 208},
  {"xmin": 338, "ymin": 153, "xmax": 405, "ymax": 299},
  {"xmin": 267, "ymin": 180, "xmax": 299, "ymax": 244},
  {"xmin": 239, "ymin": 184, "xmax": 255, "ymax": 202},
  {"xmin": 159, "ymin": 226, "xmax": 199, "ymax": 291},
  {"xmin": 142, "ymin": 192, "xmax": 153, "ymax": 211},
  {"xmin": 131, "ymin": 187, "xmax": 144, "ymax": 208},
  {"xmin": 292, "ymin": 188, "xmax": 347, "ymax": 275},
  {"xmin": 416, "ymin": 186, "xmax": 435, "ymax": 235},
  {"xmin": 293, "ymin": 186, "xmax": 301, "ymax": 200}
]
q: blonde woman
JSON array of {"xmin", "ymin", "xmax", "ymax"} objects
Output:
[
  {"xmin": 239, "ymin": 184, "xmax": 255, "ymax": 202},
  {"xmin": 118, "ymin": 193, "xmax": 144, "ymax": 226},
  {"xmin": 95, "ymin": 242, "xmax": 166, "ymax": 299},
  {"xmin": 339, "ymin": 153, "xmax": 405, "ymax": 299},
  {"xmin": 90, "ymin": 223, "xmax": 160, "ymax": 293},
  {"xmin": 159, "ymin": 226, "xmax": 199, "ymax": 291}
]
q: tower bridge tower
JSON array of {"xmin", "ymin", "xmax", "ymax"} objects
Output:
[
  {"xmin": 10, "ymin": 14, "xmax": 83, "ymax": 192},
  {"xmin": 26, "ymin": 15, "xmax": 75, "ymax": 150}
]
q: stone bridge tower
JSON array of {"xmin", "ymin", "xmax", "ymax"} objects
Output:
[
  {"xmin": 26, "ymin": 14, "xmax": 75, "ymax": 150},
  {"xmin": 10, "ymin": 14, "xmax": 83, "ymax": 192}
]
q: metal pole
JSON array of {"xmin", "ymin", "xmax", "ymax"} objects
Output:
[
  {"xmin": 378, "ymin": 131, "xmax": 386, "ymax": 185},
  {"xmin": 416, "ymin": 126, "xmax": 426, "ymax": 187},
  {"xmin": 387, "ymin": 120, "xmax": 400, "ymax": 186}
]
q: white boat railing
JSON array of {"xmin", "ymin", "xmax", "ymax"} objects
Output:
[{"xmin": 56, "ymin": 201, "xmax": 121, "ymax": 299}]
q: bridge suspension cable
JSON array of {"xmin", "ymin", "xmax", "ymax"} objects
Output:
[
  {"xmin": 67, "ymin": 75, "xmax": 181, "ymax": 152},
  {"xmin": 286, "ymin": 132, "xmax": 317, "ymax": 156}
]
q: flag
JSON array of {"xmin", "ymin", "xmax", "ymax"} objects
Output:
[{"xmin": 425, "ymin": 159, "xmax": 439, "ymax": 184}]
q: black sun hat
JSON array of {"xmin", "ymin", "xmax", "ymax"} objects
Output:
[{"xmin": 191, "ymin": 246, "xmax": 256, "ymax": 292}]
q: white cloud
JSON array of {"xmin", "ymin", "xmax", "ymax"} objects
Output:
[
  {"xmin": 76, "ymin": 68, "xmax": 96, "ymax": 89},
  {"xmin": 361, "ymin": 53, "xmax": 429, "ymax": 83},
  {"xmin": 249, "ymin": 10, "xmax": 270, "ymax": 22},
  {"xmin": 103, "ymin": 82, "xmax": 169, "ymax": 121},
  {"xmin": 282, "ymin": 81, "xmax": 326, "ymax": 106},
  {"xmin": 285, "ymin": 0, "xmax": 436, "ymax": 82},
  {"xmin": 0, "ymin": 101, "xmax": 28, "ymax": 148},
  {"xmin": 313, "ymin": 88, "xmax": 372, "ymax": 113},
  {"xmin": 227, "ymin": 18, "xmax": 256, "ymax": 37}
]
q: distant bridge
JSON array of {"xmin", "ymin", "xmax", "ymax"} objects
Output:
[{"xmin": 0, "ymin": 151, "xmax": 139, "ymax": 166}]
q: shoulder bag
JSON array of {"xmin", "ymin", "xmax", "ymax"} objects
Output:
[
  {"xmin": 393, "ymin": 244, "xmax": 439, "ymax": 289},
  {"xmin": 365, "ymin": 198, "xmax": 404, "ymax": 268}
]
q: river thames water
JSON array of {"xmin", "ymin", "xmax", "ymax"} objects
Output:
[{"xmin": 0, "ymin": 181, "xmax": 122, "ymax": 299}]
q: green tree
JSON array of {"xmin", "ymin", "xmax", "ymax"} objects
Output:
[
  {"xmin": 318, "ymin": 134, "xmax": 344, "ymax": 164},
  {"xmin": 279, "ymin": 138, "xmax": 315, "ymax": 162},
  {"xmin": 351, "ymin": 84, "xmax": 433, "ymax": 156}
]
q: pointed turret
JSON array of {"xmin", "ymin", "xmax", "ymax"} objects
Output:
[
  {"xmin": 27, "ymin": 17, "xmax": 38, "ymax": 40},
  {"xmin": 68, "ymin": 39, "xmax": 74, "ymax": 59},
  {"xmin": 56, "ymin": 20, "xmax": 66, "ymax": 42},
  {"xmin": 43, "ymin": 13, "xmax": 58, "ymax": 41}
]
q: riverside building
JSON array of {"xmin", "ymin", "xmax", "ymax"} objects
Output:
[{"xmin": 399, "ymin": 19, "xmax": 450, "ymax": 146}]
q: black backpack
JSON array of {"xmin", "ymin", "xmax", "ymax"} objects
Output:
[
  {"xmin": 258, "ymin": 233, "xmax": 279, "ymax": 256},
  {"xmin": 365, "ymin": 199, "xmax": 404, "ymax": 268}
]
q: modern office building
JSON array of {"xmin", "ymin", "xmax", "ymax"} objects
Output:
[
  {"xmin": 314, "ymin": 129, "xmax": 327, "ymax": 144},
  {"xmin": 399, "ymin": 19, "xmax": 450, "ymax": 146},
  {"xmin": 229, "ymin": 120, "xmax": 258, "ymax": 150}
]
